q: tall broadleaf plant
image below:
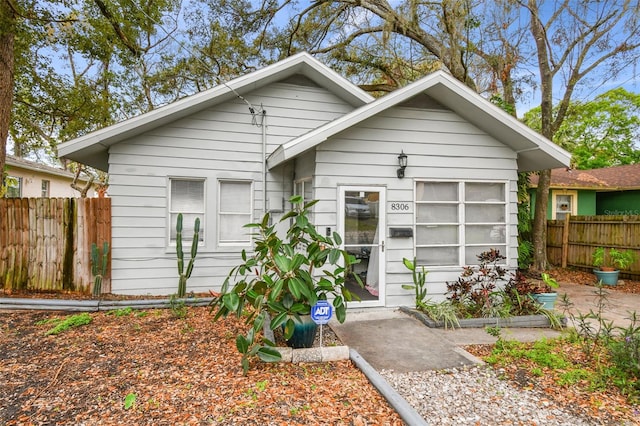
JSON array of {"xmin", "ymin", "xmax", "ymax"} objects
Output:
[{"xmin": 210, "ymin": 196, "xmax": 361, "ymax": 373}]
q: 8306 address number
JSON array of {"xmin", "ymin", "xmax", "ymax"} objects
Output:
[{"xmin": 390, "ymin": 202, "xmax": 410, "ymax": 211}]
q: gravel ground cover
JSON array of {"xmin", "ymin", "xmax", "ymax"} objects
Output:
[{"xmin": 381, "ymin": 366, "xmax": 597, "ymax": 426}]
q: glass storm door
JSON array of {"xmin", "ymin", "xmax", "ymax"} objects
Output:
[{"xmin": 339, "ymin": 186, "xmax": 386, "ymax": 307}]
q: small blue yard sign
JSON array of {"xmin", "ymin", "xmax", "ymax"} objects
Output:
[{"xmin": 311, "ymin": 300, "xmax": 333, "ymax": 325}]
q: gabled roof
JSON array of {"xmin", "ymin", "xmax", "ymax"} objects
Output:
[
  {"xmin": 530, "ymin": 164, "xmax": 640, "ymax": 191},
  {"xmin": 6, "ymin": 155, "xmax": 91, "ymax": 182},
  {"xmin": 267, "ymin": 71, "xmax": 571, "ymax": 172},
  {"xmin": 57, "ymin": 52, "xmax": 374, "ymax": 171}
]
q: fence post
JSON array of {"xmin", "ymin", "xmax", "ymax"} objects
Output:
[
  {"xmin": 62, "ymin": 198, "xmax": 75, "ymax": 291},
  {"xmin": 562, "ymin": 215, "xmax": 570, "ymax": 268}
]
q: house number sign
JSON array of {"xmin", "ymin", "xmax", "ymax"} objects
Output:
[{"xmin": 390, "ymin": 202, "xmax": 411, "ymax": 211}]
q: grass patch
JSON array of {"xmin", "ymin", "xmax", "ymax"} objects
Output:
[
  {"xmin": 107, "ymin": 307, "xmax": 134, "ymax": 317},
  {"xmin": 482, "ymin": 333, "xmax": 640, "ymax": 404},
  {"xmin": 44, "ymin": 313, "xmax": 93, "ymax": 335}
]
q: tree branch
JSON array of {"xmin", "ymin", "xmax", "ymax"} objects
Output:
[{"xmin": 93, "ymin": 0, "xmax": 141, "ymax": 57}]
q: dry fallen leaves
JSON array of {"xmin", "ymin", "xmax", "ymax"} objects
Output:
[
  {"xmin": 465, "ymin": 341, "xmax": 639, "ymax": 425},
  {"xmin": 0, "ymin": 308, "xmax": 403, "ymax": 425}
]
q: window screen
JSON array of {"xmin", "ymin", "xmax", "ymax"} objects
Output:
[
  {"xmin": 169, "ymin": 178, "xmax": 204, "ymax": 242},
  {"xmin": 218, "ymin": 180, "xmax": 252, "ymax": 245}
]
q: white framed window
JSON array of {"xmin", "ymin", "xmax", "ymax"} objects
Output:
[
  {"xmin": 552, "ymin": 190, "xmax": 577, "ymax": 220},
  {"xmin": 41, "ymin": 180, "xmax": 50, "ymax": 197},
  {"xmin": 415, "ymin": 181, "xmax": 507, "ymax": 267},
  {"xmin": 169, "ymin": 178, "xmax": 205, "ymax": 244},
  {"xmin": 218, "ymin": 180, "xmax": 252, "ymax": 245},
  {"xmin": 294, "ymin": 177, "xmax": 313, "ymax": 220},
  {"xmin": 294, "ymin": 178, "xmax": 313, "ymax": 204},
  {"xmin": 5, "ymin": 176, "xmax": 21, "ymax": 198}
]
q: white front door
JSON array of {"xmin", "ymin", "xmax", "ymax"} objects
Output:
[{"xmin": 338, "ymin": 186, "xmax": 386, "ymax": 307}]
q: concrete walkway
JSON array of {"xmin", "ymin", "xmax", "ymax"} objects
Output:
[
  {"xmin": 558, "ymin": 281, "xmax": 639, "ymax": 329},
  {"xmin": 330, "ymin": 281, "xmax": 640, "ymax": 372}
]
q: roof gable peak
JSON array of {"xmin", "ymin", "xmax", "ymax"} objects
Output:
[{"xmin": 58, "ymin": 52, "xmax": 372, "ymax": 171}]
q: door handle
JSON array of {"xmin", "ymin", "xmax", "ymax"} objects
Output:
[{"xmin": 381, "ymin": 240, "xmax": 385, "ymax": 253}]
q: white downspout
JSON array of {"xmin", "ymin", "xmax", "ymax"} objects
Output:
[{"xmin": 261, "ymin": 109, "xmax": 267, "ymax": 215}]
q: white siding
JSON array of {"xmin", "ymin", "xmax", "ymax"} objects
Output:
[
  {"xmin": 313, "ymin": 105, "xmax": 519, "ymax": 307},
  {"xmin": 107, "ymin": 81, "xmax": 356, "ymax": 294}
]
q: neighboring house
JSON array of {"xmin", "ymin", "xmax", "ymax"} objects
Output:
[
  {"xmin": 529, "ymin": 164, "xmax": 640, "ymax": 220},
  {"xmin": 58, "ymin": 52, "xmax": 570, "ymax": 304},
  {"xmin": 4, "ymin": 155, "xmax": 95, "ymax": 198}
]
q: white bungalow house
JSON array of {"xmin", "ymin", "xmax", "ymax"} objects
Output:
[{"xmin": 58, "ymin": 52, "xmax": 570, "ymax": 305}]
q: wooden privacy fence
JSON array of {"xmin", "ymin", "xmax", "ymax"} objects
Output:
[
  {"xmin": 0, "ymin": 198, "xmax": 111, "ymax": 293},
  {"xmin": 547, "ymin": 215, "xmax": 640, "ymax": 278}
]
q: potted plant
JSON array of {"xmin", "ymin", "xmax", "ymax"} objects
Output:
[
  {"xmin": 529, "ymin": 273, "xmax": 560, "ymax": 310},
  {"xmin": 592, "ymin": 247, "xmax": 637, "ymax": 286},
  {"xmin": 209, "ymin": 196, "xmax": 361, "ymax": 373}
]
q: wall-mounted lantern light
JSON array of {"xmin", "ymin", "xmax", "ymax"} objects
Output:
[{"xmin": 397, "ymin": 151, "xmax": 408, "ymax": 179}]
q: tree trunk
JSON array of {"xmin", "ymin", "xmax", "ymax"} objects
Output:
[
  {"xmin": 528, "ymin": 0, "xmax": 554, "ymax": 273},
  {"xmin": 0, "ymin": 1, "xmax": 16, "ymax": 185},
  {"xmin": 532, "ymin": 169, "xmax": 551, "ymax": 271}
]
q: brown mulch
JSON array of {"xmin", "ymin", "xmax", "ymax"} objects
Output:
[
  {"xmin": 547, "ymin": 267, "xmax": 640, "ymax": 293},
  {"xmin": 1, "ymin": 267, "xmax": 639, "ymax": 425},
  {"xmin": 0, "ymin": 290, "xmax": 214, "ymax": 300},
  {"xmin": 0, "ymin": 308, "xmax": 402, "ymax": 425}
]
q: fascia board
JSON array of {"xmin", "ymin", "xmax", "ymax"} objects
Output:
[
  {"xmin": 424, "ymin": 73, "xmax": 571, "ymax": 170},
  {"xmin": 267, "ymin": 73, "xmax": 442, "ymax": 169},
  {"xmin": 269, "ymin": 70, "xmax": 571, "ymax": 172},
  {"xmin": 58, "ymin": 55, "xmax": 307, "ymax": 157},
  {"xmin": 58, "ymin": 52, "xmax": 372, "ymax": 166}
]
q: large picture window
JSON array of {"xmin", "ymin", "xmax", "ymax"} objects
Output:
[
  {"xmin": 218, "ymin": 180, "xmax": 252, "ymax": 245},
  {"xmin": 415, "ymin": 181, "xmax": 507, "ymax": 266},
  {"xmin": 169, "ymin": 178, "xmax": 205, "ymax": 243}
]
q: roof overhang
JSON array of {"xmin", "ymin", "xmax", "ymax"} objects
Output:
[
  {"xmin": 57, "ymin": 52, "xmax": 373, "ymax": 171},
  {"xmin": 268, "ymin": 71, "xmax": 571, "ymax": 172},
  {"xmin": 6, "ymin": 155, "xmax": 91, "ymax": 182}
]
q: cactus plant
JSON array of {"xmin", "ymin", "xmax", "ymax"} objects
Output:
[
  {"xmin": 176, "ymin": 213, "xmax": 200, "ymax": 298},
  {"xmin": 91, "ymin": 242, "xmax": 109, "ymax": 297}
]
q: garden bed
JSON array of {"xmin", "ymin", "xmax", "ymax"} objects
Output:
[
  {"xmin": 0, "ymin": 307, "xmax": 401, "ymax": 425},
  {"xmin": 399, "ymin": 306, "xmax": 560, "ymax": 328}
]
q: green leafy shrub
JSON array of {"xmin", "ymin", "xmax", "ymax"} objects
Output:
[
  {"xmin": 446, "ymin": 248, "xmax": 508, "ymax": 318},
  {"xmin": 210, "ymin": 196, "xmax": 360, "ymax": 374},
  {"xmin": 402, "ymin": 258, "xmax": 460, "ymax": 329},
  {"xmin": 561, "ymin": 286, "xmax": 640, "ymax": 402},
  {"xmin": 606, "ymin": 313, "xmax": 640, "ymax": 394},
  {"xmin": 593, "ymin": 247, "xmax": 637, "ymax": 270}
]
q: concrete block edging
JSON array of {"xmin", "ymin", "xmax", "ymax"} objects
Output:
[{"xmin": 400, "ymin": 306, "xmax": 556, "ymax": 328}]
